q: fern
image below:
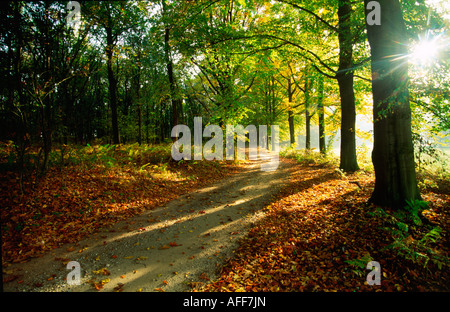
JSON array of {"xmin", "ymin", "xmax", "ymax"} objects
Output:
[
  {"xmin": 345, "ymin": 253, "xmax": 373, "ymax": 277},
  {"xmin": 368, "ymin": 206, "xmax": 448, "ymax": 270},
  {"xmin": 420, "ymin": 227, "xmax": 442, "ymax": 245}
]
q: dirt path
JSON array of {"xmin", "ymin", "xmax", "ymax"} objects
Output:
[{"xmin": 4, "ymin": 152, "xmax": 293, "ymax": 292}]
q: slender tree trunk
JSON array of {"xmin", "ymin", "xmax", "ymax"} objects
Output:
[
  {"xmin": 41, "ymin": 3, "xmax": 53, "ymax": 173},
  {"xmin": 305, "ymin": 109, "xmax": 311, "ymax": 150},
  {"xmin": 159, "ymin": 101, "xmax": 165, "ymax": 142},
  {"xmin": 162, "ymin": 0, "xmax": 180, "ymax": 140},
  {"xmin": 165, "ymin": 28, "xmax": 181, "ymax": 132},
  {"xmin": 337, "ymin": 0, "xmax": 359, "ymax": 172},
  {"xmin": 364, "ymin": 0, "xmax": 421, "ymax": 208},
  {"xmin": 287, "ymin": 78, "xmax": 295, "ymax": 145},
  {"xmin": 11, "ymin": 1, "xmax": 29, "ymax": 191},
  {"xmin": 304, "ymin": 71, "xmax": 311, "ymax": 150},
  {"xmin": 146, "ymin": 100, "xmax": 150, "ymax": 144},
  {"xmin": 132, "ymin": 52, "xmax": 142, "ymax": 145},
  {"xmin": 318, "ymin": 75, "xmax": 326, "ymax": 154},
  {"xmin": 137, "ymin": 104, "xmax": 142, "ymax": 145},
  {"xmin": 106, "ymin": 25, "xmax": 120, "ymax": 145}
]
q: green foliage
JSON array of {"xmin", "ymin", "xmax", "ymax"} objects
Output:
[
  {"xmin": 60, "ymin": 143, "xmax": 173, "ymax": 172},
  {"xmin": 393, "ymin": 199, "xmax": 429, "ymax": 226},
  {"xmin": 344, "ymin": 253, "xmax": 373, "ymax": 277},
  {"xmin": 412, "ymin": 132, "xmax": 442, "ymax": 172},
  {"xmin": 382, "ymin": 226, "xmax": 447, "ymax": 270},
  {"xmin": 367, "ymin": 206, "xmax": 449, "ymax": 270},
  {"xmin": 280, "ymin": 146, "xmax": 339, "ymax": 167},
  {"xmin": 356, "ymin": 143, "xmax": 374, "ymax": 173}
]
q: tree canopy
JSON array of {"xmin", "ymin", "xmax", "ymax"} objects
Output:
[{"xmin": 1, "ymin": 0, "xmax": 449, "ymax": 205}]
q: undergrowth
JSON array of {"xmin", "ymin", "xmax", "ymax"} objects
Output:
[{"xmin": 367, "ymin": 200, "xmax": 449, "ymax": 271}]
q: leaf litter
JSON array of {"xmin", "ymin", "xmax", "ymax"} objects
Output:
[{"xmin": 201, "ymin": 164, "xmax": 450, "ymax": 292}]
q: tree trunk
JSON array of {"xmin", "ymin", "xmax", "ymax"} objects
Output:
[
  {"xmin": 287, "ymin": 78, "xmax": 295, "ymax": 145},
  {"xmin": 41, "ymin": 3, "xmax": 53, "ymax": 173},
  {"xmin": 318, "ymin": 75, "xmax": 326, "ymax": 154},
  {"xmin": 337, "ymin": 0, "xmax": 359, "ymax": 172},
  {"xmin": 304, "ymin": 71, "xmax": 311, "ymax": 150},
  {"xmin": 133, "ymin": 52, "xmax": 142, "ymax": 145},
  {"xmin": 162, "ymin": 0, "xmax": 180, "ymax": 140},
  {"xmin": 106, "ymin": 25, "xmax": 120, "ymax": 145},
  {"xmin": 305, "ymin": 110, "xmax": 311, "ymax": 150},
  {"xmin": 364, "ymin": 0, "xmax": 421, "ymax": 208}
]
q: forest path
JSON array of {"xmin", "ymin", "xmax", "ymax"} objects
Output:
[{"xmin": 4, "ymin": 150, "xmax": 294, "ymax": 292}]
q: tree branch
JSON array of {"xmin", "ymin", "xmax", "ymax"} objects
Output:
[
  {"xmin": 190, "ymin": 57, "xmax": 221, "ymax": 95},
  {"xmin": 275, "ymin": 0, "xmax": 339, "ymax": 32},
  {"xmin": 354, "ymin": 74, "xmax": 371, "ymax": 82},
  {"xmin": 262, "ymin": 34, "xmax": 337, "ymax": 76}
]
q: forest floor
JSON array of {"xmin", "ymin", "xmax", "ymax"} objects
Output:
[
  {"xmin": 1, "ymin": 144, "xmax": 449, "ymax": 292},
  {"xmin": 1, "ymin": 145, "xmax": 293, "ymax": 292}
]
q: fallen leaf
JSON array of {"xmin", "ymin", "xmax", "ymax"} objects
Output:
[{"xmin": 92, "ymin": 268, "xmax": 110, "ymax": 275}]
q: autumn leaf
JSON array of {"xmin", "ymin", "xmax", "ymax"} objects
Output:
[
  {"xmin": 92, "ymin": 278, "xmax": 111, "ymax": 291},
  {"xmin": 92, "ymin": 268, "xmax": 110, "ymax": 276}
]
